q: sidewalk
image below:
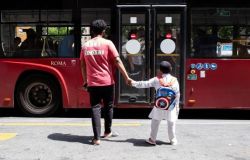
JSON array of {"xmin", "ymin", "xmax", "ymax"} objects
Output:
[{"xmin": 0, "ymin": 118, "xmax": 250, "ymax": 160}]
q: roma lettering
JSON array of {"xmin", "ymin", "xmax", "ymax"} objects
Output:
[{"xmin": 51, "ymin": 61, "xmax": 67, "ymax": 66}]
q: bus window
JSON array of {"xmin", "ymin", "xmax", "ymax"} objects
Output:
[
  {"xmin": 0, "ymin": 10, "xmax": 74, "ymax": 58},
  {"xmin": 81, "ymin": 8, "xmax": 111, "ymax": 46},
  {"xmin": 0, "ymin": 42, "xmax": 5, "ymax": 57},
  {"xmin": 191, "ymin": 8, "xmax": 250, "ymax": 58},
  {"xmin": 237, "ymin": 26, "xmax": 250, "ymax": 57}
]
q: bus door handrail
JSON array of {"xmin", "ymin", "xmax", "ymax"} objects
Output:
[
  {"xmin": 116, "ymin": 5, "xmax": 151, "ymax": 8},
  {"xmin": 151, "ymin": 5, "xmax": 187, "ymax": 8},
  {"xmin": 117, "ymin": 5, "xmax": 187, "ymax": 8}
]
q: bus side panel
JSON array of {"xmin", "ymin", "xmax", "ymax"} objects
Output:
[
  {"xmin": 72, "ymin": 59, "xmax": 90, "ymax": 108},
  {"xmin": 185, "ymin": 59, "xmax": 250, "ymax": 109},
  {"xmin": 0, "ymin": 59, "xmax": 90, "ymax": 109},
  {"xmin": 0, "ymin": 60, "xmax": 15, "ymax": 108},
  {"xmin": 48, "ymin": 59, "xmax": 90, "ymax": 108}
]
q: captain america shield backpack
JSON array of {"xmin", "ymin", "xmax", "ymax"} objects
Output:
[{"xmin": 155, "ymin": 77, "xmax": 177, "ymax": 110}]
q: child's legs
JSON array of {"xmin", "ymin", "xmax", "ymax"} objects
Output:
[
  {"xmin": 167, "ymin": 120, "xmax": 176, "ymax": 141},
  {"xmin": 150, "ymin": 119, "xmax": 161, "ymax": 141}
]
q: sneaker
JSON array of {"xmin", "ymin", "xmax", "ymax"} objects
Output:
[
  {"xmin": 145, "ymin": 138, "xmax": 156, "ymax": 145},
  {"xmin": 90, "ymin": 138, "xmax": 100, "ymax": 145},
  {"xmin": 170, "ymin": 139, "xmax": 178, "ymax": 145},
  {"xmin": 102, "ymin": 131, "xmax": 119, "ymax": 139}
]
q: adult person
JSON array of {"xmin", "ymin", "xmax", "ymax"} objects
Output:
[
  {"xmin": 18, "ymin": 28, "xmax": 43, "ymax": 57},
  {"xmin": 80, "ymin": 19, "xmax": 132, "ymax": 145},
  {"xmin": 193, "ymin": 28, "xmax": 219, "ymax": 57},
  {"xmin": 20, "ymin": 28, "xmax": 42, "ymax": 51},
  {"xmin": 58, "ymin": 29, "xmax": 74, "ymax": 57},
  {"xmin": 13, "ymin": 37, "xmax": 21, "ymax": 51},
  {"xmin": 10, "ymin": 37, "xmax": 21, "ymax": 57}
]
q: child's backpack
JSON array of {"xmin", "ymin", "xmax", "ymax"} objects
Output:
[{"xmin": 155, "ymin": 76, "xmax": 177, "ymax": 110}]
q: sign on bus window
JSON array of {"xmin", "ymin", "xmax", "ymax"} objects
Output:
[
  {"xmin": 165, "ymin": 17, "xmax": 172, "ymax": 24},
  {"xmin": 217, "ymin": 43, "xmax": 233, "ymax": 57},
  {"xmin": 130, "ymin": 17, "xmax": 137, "ymax": 24}
]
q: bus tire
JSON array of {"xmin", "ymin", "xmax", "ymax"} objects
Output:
[{"xmin": 16, "ymin": 74, "xmax": 61, "ymax": 117}]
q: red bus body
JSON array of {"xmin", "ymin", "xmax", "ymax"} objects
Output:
[
  {"xmin": 0, "ymin": 0, "xmax": 250, "ymax": 116},
  {"xmin": 0, "ymin": 58, "xmax": 89, "ymax": 108},
  {"xmin": 3, "ymin": 59, "xmax": 250, "ymax": 110},
  {"xmin": 185, "ymin": 59, "xmax": 250, "ymax": 109}
]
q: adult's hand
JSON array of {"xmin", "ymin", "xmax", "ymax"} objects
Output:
[
  {"xmin": 126, "ymin": 78, "xmax": 133, "ymax": 86},
  {"xmin": 82, "ymin": 83, "xmax": 88, "ymax": 91}
]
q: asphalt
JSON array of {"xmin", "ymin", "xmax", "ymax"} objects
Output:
[{"xmin": 0, "ymin": 110, "xmax": 250, "ymax": 160}]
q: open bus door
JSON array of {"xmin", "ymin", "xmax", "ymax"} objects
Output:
[{"xmin": 116, "ymin": 5, "xmax": 186, "ymax": 108}]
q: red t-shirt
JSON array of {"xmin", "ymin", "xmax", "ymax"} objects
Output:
[{"xmin": 80, "ymin": 37, "xmax": 119, "ymax": 86}]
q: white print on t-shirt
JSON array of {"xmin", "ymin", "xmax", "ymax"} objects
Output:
[
  {"xmin": 85, "ymin": 50, "xmax": 104, "ymax": 56},
  {"xmin": 85, "ymin": 41, "xmax": 101, "ymax": 47}
]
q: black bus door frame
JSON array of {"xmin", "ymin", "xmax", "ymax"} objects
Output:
[{"xmin": 115, "ymin": 5, "xmax": 186, "ymax": 108}]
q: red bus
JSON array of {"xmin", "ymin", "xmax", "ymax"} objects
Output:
[{"xmin": 0, "ymin": 0, "xmax": 250, "ymax": 116}]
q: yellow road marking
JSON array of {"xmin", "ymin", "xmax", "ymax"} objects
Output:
[
  {"xmin": 0, "ymin": 133, "xmax": 17, "ymax": 141},
  {"xmin": 0, "ymin": 122, "xmax": 141, "ymax": 127}
]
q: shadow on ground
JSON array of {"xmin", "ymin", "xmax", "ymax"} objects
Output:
[{"xmin": 48, "ymin": 133, "xmax": 92, "ymax": 145}]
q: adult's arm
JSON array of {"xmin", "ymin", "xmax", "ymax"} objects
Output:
[
  {"xmin": 80, "ymin": 60, "xmax": 87, "ymax": 83},
  {"xmin": 108, "ymin": 40, "xmax": 132, "ymax": 85},
  {"xmin": 80, "ymin": 48, "xmax": 87, "ymax": 88},
  {"xmin": 114, "ymin": 56, "xmax": 131, "ymax": 85}
]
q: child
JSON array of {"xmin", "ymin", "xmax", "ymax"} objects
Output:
[{"xmin": 131, "ymin": 61, "xmax": 180, "ymax": 145}]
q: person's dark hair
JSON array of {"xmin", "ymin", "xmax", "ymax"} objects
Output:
[
  {"xmin": 26, "ymin": 28, "xmax": 36, "ymax": 38},
  {"xmin": 160, "ymin": 61, "xmax": 172, "ymax": 74},
  {"xmin": 14, "ymin": 37, "xmax": 21, "ymax": 43},
  {"xmin": 91, "ymin": 19, "xmax": 107, "ymax": 35}
]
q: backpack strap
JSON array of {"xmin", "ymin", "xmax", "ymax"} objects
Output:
[{"xmin": 157, "ymin": 76, "xmax": 176, "ymax": 87}]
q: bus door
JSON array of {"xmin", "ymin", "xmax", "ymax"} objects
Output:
[{"xmin": 116, "ymin": 5, "xmax": 186, "ymax": 107}]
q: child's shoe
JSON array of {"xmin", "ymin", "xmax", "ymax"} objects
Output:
[{"xmin": 170, "ymin": 138, "xmax": 178, "ymax": 145}]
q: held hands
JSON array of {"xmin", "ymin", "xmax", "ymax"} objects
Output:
[
  {"xmin": 126, "ymin": 77, "xmax": 133, "ymax": 86},
  {"xmin": 126, "ymin": 77, "xmax": 137, "ymax": 87}
]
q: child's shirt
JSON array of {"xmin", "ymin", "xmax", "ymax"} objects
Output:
[{"xmin": 132, "ymin": 73, "xmax": 180, "ymax": 122}]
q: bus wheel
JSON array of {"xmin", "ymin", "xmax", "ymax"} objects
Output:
[{"xmin": 16, "ymin": 75, "xmax": 60, "ymax": 116}]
